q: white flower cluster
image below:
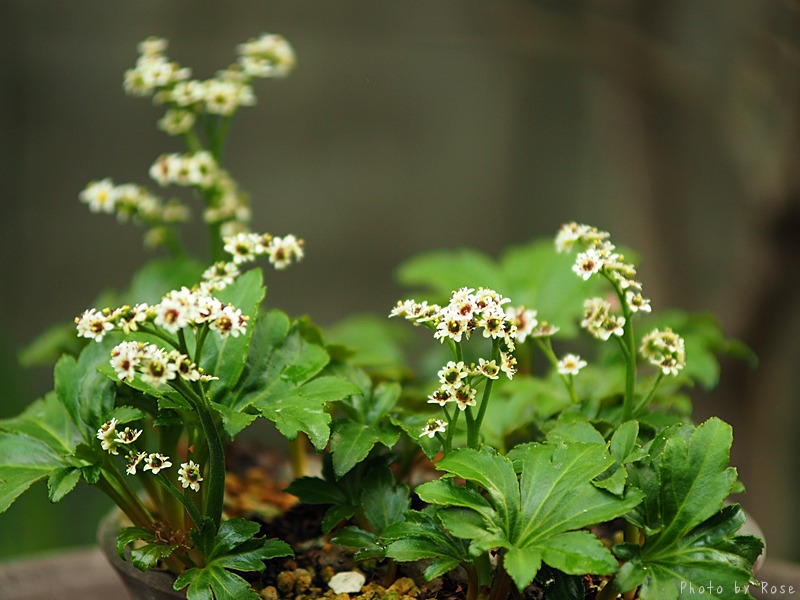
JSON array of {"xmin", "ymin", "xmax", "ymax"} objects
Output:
[
  {"xmin": 640, "ymin": 327, "xmax": 686, "ymax": 376},
  {"xmin": 237, "ymin": 33, "xmax": 296, "ymax": 78},
  {"xmin": 76, "ymin": 286, "xmax": 248, "ymax": 344},
  {"xmin": 79, "ymin": 178, "xmax": 190, "ymax": 225},
  {"xmin": 124, "ymin": 34, "xmax": 295, "ymax": 119},
  {"xmin": 581, "ymin": 297, "xmax": 626, "ymax": 341},
  {"xmin": 426, "ymin": 356, "xmax": 517, "ymax": 413},
  {"xmin": 391, "ymin": 287, "xmax": 525, "ymax": 348},
  {"xmin": 149, "ymin": 151, "xmax": 218, "ymax": 189},
  {"xmin": 222, "ymin": 232, "xmax": 304, "ymax": 271},
  {"xmin": 109, "ymin": 340, "xmax": 217, "ymax": 386},
  {"xmin": 96, "ymin": 418, "xmax": 142, "ymax": 455},
  {"xmin": 555, "ymin": 222, "xmax": 652, "ymax": 314},
  {"xmin": 123, "ymin": 37, "xmax": 190, "ymax": 98},
  {"xmin": 97, "ymin": 419, "xmax": 204, "ymax": 490}
]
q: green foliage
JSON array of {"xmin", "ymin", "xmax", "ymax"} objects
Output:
[
  {"xmin": 213, "ymin": 309, "xmax": 361, "ymax": 447},
  {"xmin": 383, "ymin": 510, "xmax": 473, "ymax": 580},
  {"xmin": 115, "ymin": 526, "xmax": 179, "ymax": 572},
  {"xmin": 416, "ymin": 443, "xmax": 643, "ymax": 591},
  {"xmin": 330, "ymin": 465, "xmax": 411, "ymax": 560},
  {"xmin": 614, "ymin": 418, "xmax": 763, "ymax": 599},
  {"xmin": 173, "ymin": 518, "xmax": 293, "ymax": 600},
  {"xmin": 329, "ymin": 377, "xmax": 403, "ymax": 477},
  {"xmin": 286, "ymin": 457, "xmax": 401, "ymax": 536}
]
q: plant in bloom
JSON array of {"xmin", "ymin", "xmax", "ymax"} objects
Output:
[{"xmin": 2, "ymin": 29, "xmax": 765, "ymax": 600}]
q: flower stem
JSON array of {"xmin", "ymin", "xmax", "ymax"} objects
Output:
[
  {"xmin": 468, "ymin": 340, "xmax": 501, "ymax": 449},
  {"xmin": 534, "ymin": 338, "xmax": 578, "ymax": 404}
]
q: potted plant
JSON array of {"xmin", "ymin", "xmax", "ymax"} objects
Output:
[{"xmin": 0, "ymin": 33, "xmax": 764, "ymax": 600}]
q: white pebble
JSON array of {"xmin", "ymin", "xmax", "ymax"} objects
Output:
[{"xmin": 328, "ymin": 571, "xmax": 366, "ymax": 594}]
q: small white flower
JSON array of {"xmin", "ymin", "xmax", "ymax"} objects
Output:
[
  {"xmin": 209, "ymin": 305, "xmax": 248, "ymax": 338},
  {"xmin": 479, "ymin": 304, "xmax": 509, "ymax": 340},
  {"xmin": 557, "ymin": 353, "xmax": 587, "ymax": 376},
  {"xmin": 554, "ymin": 222, "xmax": 590, "ymax": 253},
  {"xmin": 177, "ymin": 460, "xmax": 204, "ymax": 491},
  {"xmin": 475, "ymin": 358, "xmax": 500, "ymax": 380},
  {"xmin": 75, "ymin": 308, "xmax": 114, "ymax": 342},
  {"xmin": 500, "ymin": 352, "xmax": 517, "ymax": 380},
  {"xmin": 97, "ymin": 418, "xmax": 120, "ymax": 455},
  {"xmin": 143, "ymin": 453, "xmax": 172, "ymax": 475},
  {"xmin": 125, "ymin": 451, "xmax": 147, "ymax": 475},
  {"xmin": 434, "ymin": 314, "xmax": 470, "ymax": 344},
  {"xmin": 427, "ymin": 387, "xmax": 453, "ymax": 407},
  {"xmin": 223, "ymin": 232, "xmax": 262, "ymax": 264},
  {"xmin": 114, "ymin": 427, "xmax": 142, "ymax": 445},
  {"xmin": 506, "ymin": 306, "xmax": 538, "ymax": 343},
  {"xmin": 237, "ymin": 33, "xmax": 296, "ymax": 78},
  {"xmin": 626, "ymin": 291, "xmax": 652, "ymax": 313},
  {"xmin": 453, "ymin": 386, "xmax": 477, "ymax": 411},
  {"xmin": 110, "ymin": 342, "xmax": 139, "ymax": 381},
  {"xmin": 79, "ymin": 178, "xmax": 118, "ymax": 214},
  {"xmin": 139, "ymin": 349, "xmax": 177, "ymax": 386},
  {"xmin": 640, "ymin": 327, "xmax": 686, "ymax": 376},
  {"xmin": 267, "ymin": 234, "xmax": 304, "ymax": 270},
  {"xmin": 419, "ymin": 419, "xmax": 447, "ymax": 439},
  {"xmin": 437, "ymin": 361, "xmax": 469, "ymax": 390},
  {"xmin": 153, "ymin": 297, "xmax": 190, "ymax": 333},
  {"xmin": 573, "ymin": 248, "xmax": 604, "ymax": 280}
]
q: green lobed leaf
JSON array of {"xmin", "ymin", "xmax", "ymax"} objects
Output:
[
  {"xmin": 331, "ymin": 526, "xmax": 385, "ymax": 561},
  {"xmin": 126, "ymin": 257, "xmax": 206, "ymax": 304},
  {"xmin": 131, "ymin": 543, "xmax": 179, "ymax": 572},
  {"xmin": 324, "ymin": 315, "xmax": 412, "ymax": 376},
  {"xmin": 0, "ymin": 430, "xmax": 70, "ymax": 513},
  {"xmin": 427, "ymin": 440, "xmax": 643, "ymax": 591},
  {"xmin": 329, "ymin": 420, "xmax": 400, "ymax": 478},
  {"xmin": 47, "ymin": 467, "xmax": 81, "ymax": 503},
  {"xmin": 649, "ymin": 418, "xmax": 738, "ymax": 551},
  {"xmin": 504, "ymin": 547, "xmax": 543, "ymax": 593},
  {"xmin": 175, "ymin": 565, "xmax": 260, "ymax": 600},
  {"xmin": 116, "ymin": 527, "xmax": 156, "ymax": 559},
  {"xmin": 383, "ymin": 510, "xmax": 472, "ymax": 579},
  {"xmin": 360, "ymin": 466, "xmax": 410, "ymax": 533},
  {"xmin": 175, "ymin": 518, "xmax": 292, "ymax": 600},
  {"xmin": 54, "ymin": 339, "xmax": 117, "ymax": 439},
  {"xmin": 0, "ymin": 392, "xmax": 83, "ymax": 455},
  {"xmin": 614, "ymin": 419, "xmax": 764, "ymax": 599},
  {"xmin": 256, "ymin": 376, "xmax": 360, "ymax": 450},
  {"xmin": 433, "ymin": 448, "xmax": 520, "ymax": 533}
]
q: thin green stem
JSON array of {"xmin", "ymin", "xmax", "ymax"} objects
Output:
[
  {"xmin": 534, "ymin": 338, "xmax": 579, "ymax": 404},
  {"xmin": 468, "ymin": 340, "xmax": 501, "ymax": 449},
  {"xmin": 620, "ymin": 316, "xmax": 636, "ymax": 422},
  {"xmin": 443, "ymin": 405, "xmax": 459, "ymax": 455},
  {"xmin": 632, "ymin": 372, "xmax": 664, "ymax": 416},
  {"xmin": 603, "ymin": 273, "xmax": 637, "ymax": 423},
  {"xmin": 171, "ymin": 378, "xmax": 226, "ymax": 530}
]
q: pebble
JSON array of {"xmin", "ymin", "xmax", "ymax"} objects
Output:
[{"xmin": 328, "ymin": 571, "xmax": 366, "ymax": 594}]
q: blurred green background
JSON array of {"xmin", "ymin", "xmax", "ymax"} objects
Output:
[{"xmin": 1, "ymin": 1, "xmax": 798, "ymax": 562}]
